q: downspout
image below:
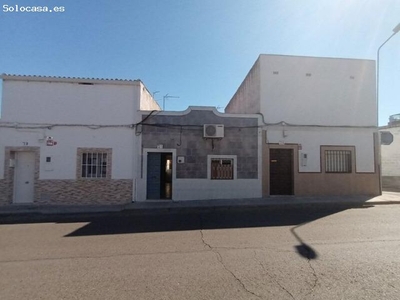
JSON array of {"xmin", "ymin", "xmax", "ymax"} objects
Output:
[{"xmin": 132, "ymin": 81, "xmax": 142, "ymax": 202}]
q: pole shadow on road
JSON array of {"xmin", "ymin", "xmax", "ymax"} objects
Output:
[{"xmin": 291, "ymin": 224, "xmax": 318, "ymax": 260}]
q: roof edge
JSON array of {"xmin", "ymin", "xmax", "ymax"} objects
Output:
[
  {"xmin": 0, "ymin": 73, "xmax": 141, "ymax": 85},
  {"xmin": 259, "ymin": 54, "xmax": 375, "ymax": 62},
  {"xmin": 140, "ymin": 106, "xmax": 262, "ymax": 120}
]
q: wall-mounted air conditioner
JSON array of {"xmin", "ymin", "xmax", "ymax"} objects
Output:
[{"xmin": 203, "ymin": 124, "xmax": 224, "ymax": 138}]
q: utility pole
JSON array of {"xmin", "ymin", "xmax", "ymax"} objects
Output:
[{"xmin": 377, "ymin": 22, "xmax": 400, "ymax": 126}]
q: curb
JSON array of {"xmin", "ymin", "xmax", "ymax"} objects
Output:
[
  {"xmin": 365, "ymin": 200, "xmax": 400, "ymax": 205},
  {"xmin": 1, "ymin": 198, "xmax": 399, "ymax": 217}
]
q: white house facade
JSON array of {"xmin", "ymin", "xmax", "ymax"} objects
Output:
[
  {"xmin": 0, "ymin": 74, "xmax": 160, "ymax": 206},
  {"xmin": 226, "ymin": 55, "xmax": 380, "ymax": 196}
]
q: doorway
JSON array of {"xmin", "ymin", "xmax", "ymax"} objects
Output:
[
  {"xmin": 269, "ymin": 149, "xmax": 294, "ymax": 195},
  {"xmin": 146, "ymin": 152, "xmax": 173, "ymax": 200},
  {"xmin": 13, "ymin": 151, "xmax": 36, "ymax": 203}
]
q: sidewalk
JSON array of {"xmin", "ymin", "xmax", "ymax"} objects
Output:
[
  {"xmin": 127, "ymin": 191, "xmax": 400, "ymax": 210},
  {"xmin": 1, "ymin": 192, "xmax": 399, "ymax": 216}
]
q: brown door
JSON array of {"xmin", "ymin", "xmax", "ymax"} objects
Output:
[{"xmin": 269, "ymin": 149, "xmax": 294, "ymax": 195}]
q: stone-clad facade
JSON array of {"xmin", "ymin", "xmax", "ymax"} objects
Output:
[
  {"xmin": 141, "ymin": 109, "xmax": 259, "ymax": 180},
  {"xmin": 36, "ymin": 180, "xmax": 132, "ymax": 205},
  {"xmin": 135, "ymin": 107, "xmax": 262, "ymax": 201}
]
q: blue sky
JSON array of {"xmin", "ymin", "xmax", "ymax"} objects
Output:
[{"xmin": 0, "ymin": 0, "xmax": 399, "ymax": 125}]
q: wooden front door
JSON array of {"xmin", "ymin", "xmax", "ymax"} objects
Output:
[{"xmin": 269, "ymin": 149, "xmax": 294, "ymax": 195}]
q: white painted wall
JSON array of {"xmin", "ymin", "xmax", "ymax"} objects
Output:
[
  {"xmin": 226, "ymin": 55, "xmax": 377, "ymax": 177},
  {"xmin": 266, "ymin": 127, "xmax": 376, "ymax": 172},
  {"xmin": 136, "ymin": 170, "xmax": 262, "ymax": 202},
  {"xmin": 172, "ymin": 179, "xmax": 261, "ymax": 200},
  {"xmin": 136, "ymin": 177, "xmax": 261, "ymax": 201},
  {"xmin": 139, "ymin": 82, "xmax": 161, "ymax": 111},
  {"xmin": 225, "ymin": 59, "xmax": 261, "ymax": 114},
  {"xmin": 381, "ymin": 127, "xmax": 400, "ymax": 176},
  {"xmin": 259, "ymin": 55, "xmax": 376, "ymax": 126},
  {"xmin": 0, "ymin": 127, "xmax": 137, "ymax": 180},
  {"xmin": 0, "ymin": 77, "xmax": 154, "ymax": 125},
  {"xmin": 227, "ymin": 55, "xmax": 376, "ymax": 127},
  {"xmin": 0, "ymin": 76, "xmax": 160, "ymax": 203}
]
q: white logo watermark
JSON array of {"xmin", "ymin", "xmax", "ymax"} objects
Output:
[{"xmin": 3, "ymin": 4, "xmax": 65, "ymax": 13}]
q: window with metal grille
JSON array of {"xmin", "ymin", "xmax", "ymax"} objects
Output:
[
  {"xmin": 81, "ymin": 152, "xmax": 108, "ymax": 178},
  {"xmin": 211, "ymin": 158, "xmax": 234, "ymax": 180},
  {"xmin": 325, "ymin": 150, "xmax": 352, "ymax": 173}
]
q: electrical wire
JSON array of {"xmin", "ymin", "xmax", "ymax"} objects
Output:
[
  {"xmin": 0, "ymin": 110, "xmax": 376, "ymax": 131},
  {"xmin": 0, "ymin": 123, "xmax": 134, "ymax": 129}
]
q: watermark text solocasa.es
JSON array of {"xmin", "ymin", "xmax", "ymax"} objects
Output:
[{"xmin": 3, "ymin": 4, "xmax": 65, "ymax": 13}]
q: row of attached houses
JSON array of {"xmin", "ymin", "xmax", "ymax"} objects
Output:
[{"xmin": 0, "ymin": 54, "xmax": 381, "ymax": 207}]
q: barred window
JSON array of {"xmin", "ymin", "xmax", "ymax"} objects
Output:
[
  {"xmin": 81, "ymin": 152, "xmax": 108, "ymax": 178},
  {"xmin": 325, "ymin": 150, "xmax": 352, "ymax": 173},
  {"xmin": 211, "ymin": 158, "xmax": 234, "ymax": 180}
]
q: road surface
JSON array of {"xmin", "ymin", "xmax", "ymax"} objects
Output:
[{"xmin": 0, "ymin": 204, "xmax": 399, "ymax": 299}]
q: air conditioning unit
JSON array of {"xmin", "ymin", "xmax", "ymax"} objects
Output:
[{"xmin": 203, "ymin": 124, "xmax": 224, "ymax": 138}]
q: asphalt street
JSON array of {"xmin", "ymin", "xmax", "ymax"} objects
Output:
[{"xmin": 0, "ymin": 204, "xmax": 399, "ymax": 299}]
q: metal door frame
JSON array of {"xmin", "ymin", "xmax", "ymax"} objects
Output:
[{"xmin": 143, "ymin": 148, "xmax": 176, "ymax": 200}]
